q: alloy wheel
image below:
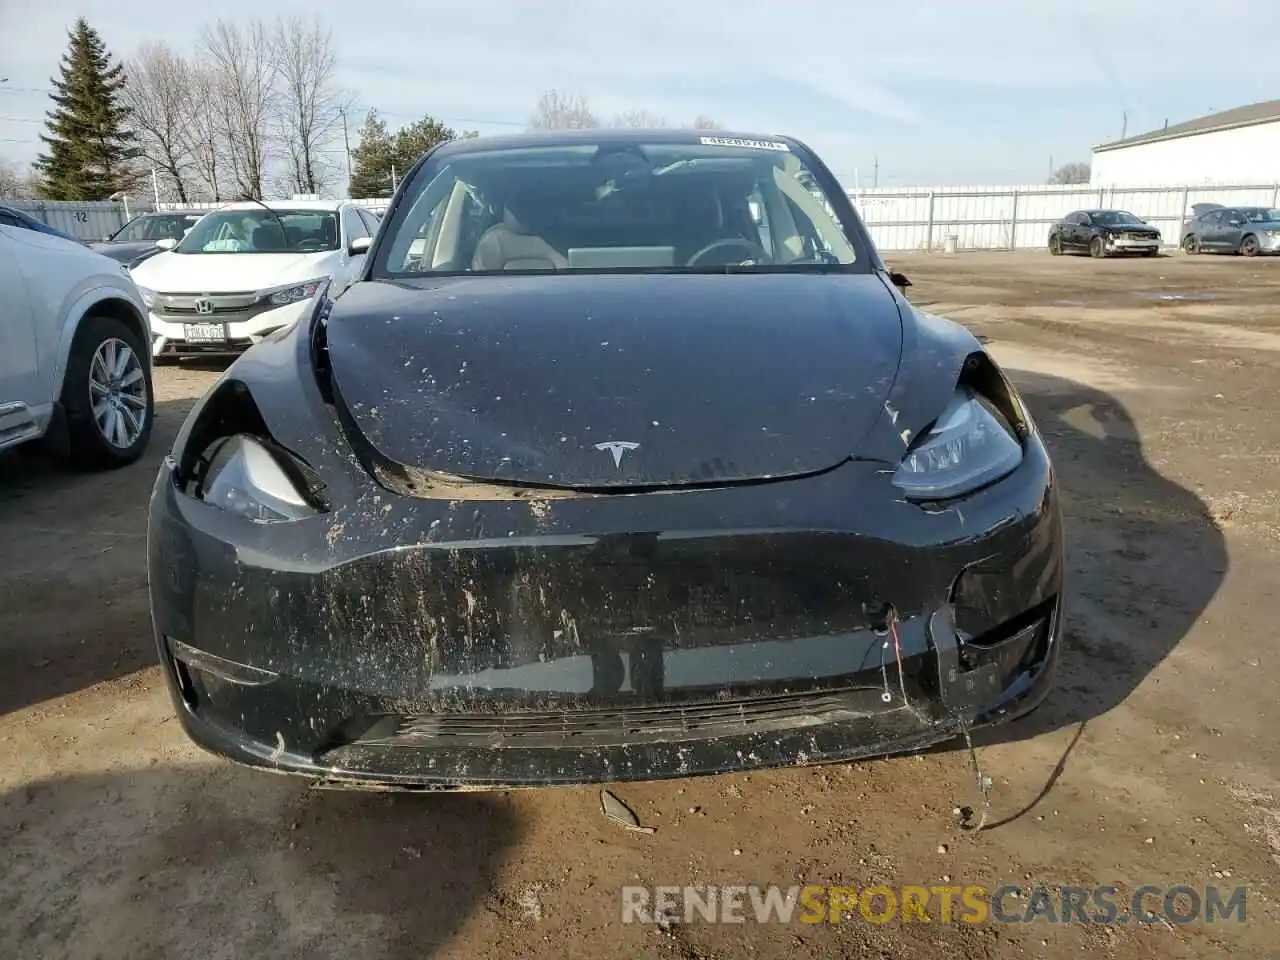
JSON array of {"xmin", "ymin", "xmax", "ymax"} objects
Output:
[{"xmin": 89, "ymin": 337, "xmax": 149, "ymax": 448}]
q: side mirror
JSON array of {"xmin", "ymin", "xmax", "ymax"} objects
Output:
[
  {"xmin": 888, "ymin": 270, "xmax": 911, "ymax": 291},
  {"xmin": 348, "ymin": 236, "xmax": 372, "ymax": 257},
  {"xmin": 155, "ymin": 237, "xmax": 178, "ymax": 250}
]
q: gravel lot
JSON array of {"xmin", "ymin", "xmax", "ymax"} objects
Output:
[{"xmin": 2, "ymin": 250, "xmax": 1278, "ymax": 959}]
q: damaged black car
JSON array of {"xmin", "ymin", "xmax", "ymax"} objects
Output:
[{"xmin": 147, "ymin": 129, "xmax": 1064, "ymax": 790}]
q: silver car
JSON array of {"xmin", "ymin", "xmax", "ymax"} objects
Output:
[{"xmin": 1182, "ymin": 206, "xmax": 1280, "ymax": 256}]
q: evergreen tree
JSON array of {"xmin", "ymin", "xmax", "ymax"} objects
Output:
[
  {"xmin": 391, "ymin": 116, "xmax": 461, "ymax": 175},
  {"xmin": 347, "ymin": 110, "xmax": 394, "ymax": 199},
  {"xmin": 348, "ymin": 110, "xmax": 470, "ymax": 198},
  {"xmin": 34, "ymin": 18, "xmax": 138, "ymax": 200}
]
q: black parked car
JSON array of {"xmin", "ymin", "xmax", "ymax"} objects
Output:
[
  {"xmin": 0, "ymin": 204, "xmax": 87, "ymax": 244},
  {"xmin": 1048, "ymin": 209, "xmax": 1161, "ymax": 258},
  {"xmin": 91, "ymin": 212, "xmax": 203, "ymax": 265},
  {"xmin": 148, "ymin": 128, "xmax": 1063, "ymax": 791},
  {"xmin": 1181, "ymin": 206, "xmax": 1280, "ymax": 256}
]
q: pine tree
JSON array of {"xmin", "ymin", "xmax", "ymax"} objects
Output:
[
  {"xmin": 391, "ymin": 116, "xmax": 460, "ymax": 175},
  {"xmin": 34, "ymin": 18, "xmax": 138, "ymax": 200},
  {"xmin": 347, "ymin": 110, "xmax": 394, "ymax": 199}
]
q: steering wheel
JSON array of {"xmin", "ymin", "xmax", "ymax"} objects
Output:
[
  {"xmin": 296, "ymin": 239, "xmax": 327, "ymax": 253},
  {"xmin": 685, "ymin": 237, "xmax": 771, "ymax": 268}
]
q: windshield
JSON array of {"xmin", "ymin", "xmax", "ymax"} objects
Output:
[
  {"xmin": 372, "ymin": 137, "xmax": 863, "ymax": 277},
  {"xmin": 113, "ymin": 215, "xmax": 198, "ymax": 242},
  {"xmin": 1242, "ymin": 208, "xmax": 1280, "ymax": 222},
  {"xmin": 1093, "ymin": 211, "xmax": 1145, "ymax": 226},
  {"xmin": 175, "ymin": 208, "xmax": 339, "ymax": 254}
]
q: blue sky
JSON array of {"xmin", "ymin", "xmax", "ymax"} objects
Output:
[{"xmin": 2, "ymin": 0, "xmax": 1278, "ymax": 189}]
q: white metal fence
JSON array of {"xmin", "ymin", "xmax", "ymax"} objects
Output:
[
  {"xmin": 10, "ymin": 182, "xmax": 1280, "ymax": 250},
  {"xmin": 849, "ymin": 182, "xmax": 1280, "ymax": 251}
]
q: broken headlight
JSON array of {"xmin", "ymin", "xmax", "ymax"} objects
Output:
[
  {"xmin": 892, "ymin": 387, "xmax": 1023, "ymax": 501},
  {"xmin": 197, "ymin": 434, "xmax": 317, "ymax": 522}
]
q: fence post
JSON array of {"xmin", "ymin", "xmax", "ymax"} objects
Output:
[
  {"xmin": 1273, "ymin": 184, "xmax": 1278, "ymax": 209},
  {"xmin": 1179, "ymin": 187, "xmax": 1190, "ymax": 246},
  {"xmin": 1009, "ymin": 189, "xmax": 1019, "ymax": 250},
  {"xmin": 1098, "ymin": 186, "xmax": 1105, "ymax": 207},
  {"xmin": 925, "ymin": 191, "xmax": 935, "ymax": 252}
]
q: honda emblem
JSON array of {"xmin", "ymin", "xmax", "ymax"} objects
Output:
[{"xmin": 193, "ymin": 298, "xmax": 214, "ymax": 315}]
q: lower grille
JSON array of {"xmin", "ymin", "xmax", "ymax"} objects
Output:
[{"xmin": 344, "ymin": 686, "xmax": 897, "ymax": 749}]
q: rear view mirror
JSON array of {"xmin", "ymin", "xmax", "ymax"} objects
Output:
[
  {"xmin": 155, "ymin": 237, "xmax": 178, "ymax": 250},
  {"xmin": 348, "ymin": 236, "xmax": 372, "ymax": 257}
]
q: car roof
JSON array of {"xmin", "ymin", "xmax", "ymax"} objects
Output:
[
  {"xmin": 210, "ymin": 199, "xmax": 344, "ymax": 212},
  {"xmin": 431, "ymin": 128, "xmax": 801, "ymax": 159}
]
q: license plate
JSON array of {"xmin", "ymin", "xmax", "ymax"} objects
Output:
[{"xmin": 183, "ymin": 323, "xmax": 226, "ymax": 343}]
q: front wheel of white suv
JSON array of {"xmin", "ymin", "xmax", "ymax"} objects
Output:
[{"xmin": 61, "ymin": 314, "xmax": 155, "ymax": 470}]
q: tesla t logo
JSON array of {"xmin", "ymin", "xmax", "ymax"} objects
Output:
[
  {"xmin": 193, "ymin": 298, "xmax": 214, "ymax": 315},
  {"xmin": 595, "ymin": 440, "xmax": 639, "ymax": 469}
]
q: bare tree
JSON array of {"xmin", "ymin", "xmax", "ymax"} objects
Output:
[
  {"xmin": 613, "ymin": 109, "xmax": 667, "ymax": 129},
  {"xmin": 1048, "ymin": 161, "xmax": 1091, "ymax": 185},
  {"xmin": 272, "ymin": 15, "xmax": 349, "ymax": 195},
  {"xmin": 198, "ymin": 19, "xmax": 277, "ymax": 199},
  {"xmin": 690, "ymin": 115, "xmax": 724, "ymax": 130},
  {"xmin": 528, "ymin": 90, "xmax": 598, "ymax": 130},
  {"xmin": 122, "ymin": 42, "xmax": 195, "ymax": 201},
  {"xmin": 185, "ymin": 60, "xmax": 226, "ymax": 201},
  {"xmin": 0, "ymin": 157, "xmax": 39, "ymax": 199}
]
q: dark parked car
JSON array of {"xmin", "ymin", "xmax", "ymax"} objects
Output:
[
  {"xmin": 1048, "ymin": 209, "xmax": 1161, "ymax": 258},
  {"xmin": 0, "ymin": 204, "xmax": 86, "ymax": 244},
  {"xmin": 91, "ymin": 212, "xmax": 203, "ymax": 265},
  {"xmin": 148, "ymin": 129, "xmax": 1064, "ymax": 790},
  {"xmin": 1181, "ymin": 206, "xmax": 1280, "ymax": 256}
]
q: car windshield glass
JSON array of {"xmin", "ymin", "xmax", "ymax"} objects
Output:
[
  {"xmin": 1243, "ymin": 208, "xmax": 1280, "ymax": 222},
  {"xmin": 1093, "ymin": 211, "xmax": 1144, "ymax": 225},
  {"xmin": 373, "ymin": 137, "xmax": 861, "ymax": 276},
  {"xmin": 174, "ymin": 209, "xmax": 338, "ymax": 254},
  {"xmin": 114, "ymin": 215, "xmax": 197, "ymax": 242}
]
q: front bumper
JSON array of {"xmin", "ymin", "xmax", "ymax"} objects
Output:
[
  {"xmin": 148, "ymin": 444, "xmax": 1065, "ymax": 790},
  {"xmin": 148, "ymin": 297, "xmax": 314, "ymax": 357},
  {"xmin": 1106, "ymin": 234, "xmax": 1161, "ymax": 253}
]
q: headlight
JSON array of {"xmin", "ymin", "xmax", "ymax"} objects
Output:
[
  {"xmin": 892, "ymin": 387, "xmax": 1024, "ymax": 501},
  {"xmin": 198, "ymin": 434, "xmax": 316, "ymax": 522},
  {"xmin": 135, "ymin": 285, "xmax": 156, "ymax": 309},
  {"xmin": 261, "ymin": 279, "xmax": 326, "ymax": 306}
]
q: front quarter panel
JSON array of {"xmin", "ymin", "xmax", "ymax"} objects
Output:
[
  {"xmin": 856, "ymin": 303, "xmax": 985, "ymax": 463},
  {"xmin": 11, "ymin": 230, "xmax": 147, "ymax": 399}
]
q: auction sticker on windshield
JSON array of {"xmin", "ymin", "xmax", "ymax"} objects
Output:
[{"xmin": 699, "ymin": 136, "xmax": 790, "ymax": 152}]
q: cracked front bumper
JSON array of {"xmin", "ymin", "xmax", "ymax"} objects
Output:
[{"xmin": 148, "ymin": 437, "xmax": 1065, "ymax": 790}]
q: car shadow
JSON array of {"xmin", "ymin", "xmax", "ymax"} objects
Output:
[
  {"xmin": 0, "ymin": 395, "xmax": 202, "ymax": 715},
  {"xmin": 969, "ymin": 367, "xmax": 1228, "ymax": 747},
  {"xmin": 0, "ymin": 768, "xmax": 520, "ymax": 958}
]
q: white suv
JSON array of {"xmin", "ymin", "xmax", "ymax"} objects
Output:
[
  {"xmin": 0, "ymin": 212, "xmax": 154, "ymax": 469},
  {"xmin": 128, "ymin": 199, "xmax": 378, "ymax": 358}
]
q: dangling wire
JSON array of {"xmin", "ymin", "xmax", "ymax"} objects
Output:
[{"xmin": 958, "ymin": 718, "xmax": 992, "ymax": 834}]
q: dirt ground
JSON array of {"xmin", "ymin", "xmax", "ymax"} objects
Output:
[{"xmin": 2, "ymin": 250, "xmax": 1279, "ymax": 959}]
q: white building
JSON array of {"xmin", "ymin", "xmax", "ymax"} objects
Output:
[{"xmin": 1091, "ymin": 100, "xmax": 1280, "ymax": 187}]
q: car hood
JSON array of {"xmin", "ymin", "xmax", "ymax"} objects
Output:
[
  {"xmin": 129, "ymin": 249, "xmax": 334, "ymax": 293},
  {"xmin": 90, "ymin": 240, "xmax": 160, "ymax": 262},
  {"xmin": 1099, "ymin": 222, "xmax": 1157, "ymax": 232},
  {"xmin": 325, "ymin": 273, "xmax": 905, "ymax": 489}
]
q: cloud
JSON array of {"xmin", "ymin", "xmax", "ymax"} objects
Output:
[{"xmin": 3, "ymin": 0, "xmax": 1280, "ymax": 184}]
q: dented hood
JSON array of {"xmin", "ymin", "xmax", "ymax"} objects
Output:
[{"xmin": 325, "ymin": 272, "xmax": 904, "ymax": 488}]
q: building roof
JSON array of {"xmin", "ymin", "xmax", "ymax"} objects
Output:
[{"xmin": 1094, "ymin": 100, "xmax": 1280, "ymax": 153}]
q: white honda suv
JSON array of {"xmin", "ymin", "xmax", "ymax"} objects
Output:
[
  {"xmin": 0, "ymin": 211, "xmax": 154, "ymax": 469},
  {"xmin": 128, "ymin": 199, "xmax": 378, "ymax": 359}
]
